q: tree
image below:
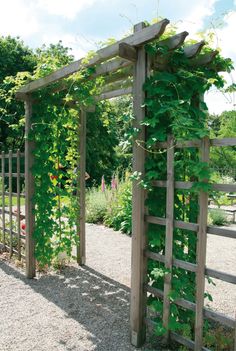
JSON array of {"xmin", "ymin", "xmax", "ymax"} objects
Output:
[
  {"xmin": 0, "ymin": 36, "xmax": 36, "ymax": 151},
  {"xmin": 208, "ymin": 110, "xmax": 236, "ymax": 179}
]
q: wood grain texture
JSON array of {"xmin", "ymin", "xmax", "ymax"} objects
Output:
[
  {"xmin": 17, "ymin": 150, "xmax": 21, "ymax": 260},
  {"xmin": 130, "ymin": 22, "xmax": 148, "ymax": 348},
  {"xmin": 77, "ymin": 109, "xmax": 86, "ymax": 265},
  {"xmin": 16, "ymin": 20, "xmax": 169, "ymax": 96},
  {"xmin": 194, "ymin": 136, "xmax": 210, "ymax": 350},
  {"xmin": 24, "ymin": 97, "xmax": 36, "ymax": 279},
  {"xmin": 163, "ymin": 135, "xmax": 175, "ymax": 338},
  {"xmin": 1, "ymin": 151, "xmax": 6, "ymax": 248}
]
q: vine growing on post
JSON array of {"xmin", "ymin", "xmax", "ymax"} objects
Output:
[
  {"xmin": 142, "ymin": 39, "xmax": 233, "ymax": 346},
  {"xmin": 29, "ymin": 64, "xmax": 105, "ymax": 268}
]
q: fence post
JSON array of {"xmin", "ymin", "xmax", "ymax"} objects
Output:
[
  {"xmin": 8, "ymin": 150, "xmax": 13, "ymax": 257},
  {"xmin": 77, "ymin": 108, "xmax": 86, "ymax": 265},
  {"xmin": 130, "ymin": 22, "xmax": 147, "ymax": 348},
  {"xmin": 25, "ymin": 95, "xmax": 36, "ymax": 279},
  {"xmin": 163, "ymin": 135, "xmax": 175, "ymax": 340},
  {"xmin": 194, "ymin": 136, "xmax": 210, "ymax": 350},
  {"xmin": 1, "ymin": 151, "xmax": 6, "ymax": 249},
  {"xmin": 17, "ymin": 150, "xmax": 21, "ymax": 260}
]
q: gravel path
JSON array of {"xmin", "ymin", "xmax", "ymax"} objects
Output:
[{"xmin": 0, "ymin": 223, "xmax": 235, "ymax": 351}]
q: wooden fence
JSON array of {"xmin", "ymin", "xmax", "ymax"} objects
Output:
[
  {"xmin": 0, "ymin": 150, "xmax": 25, "ymax": 259},
  {"xmin": 144, "ymin": 136, "xmax": 236, "ymax": 351}
]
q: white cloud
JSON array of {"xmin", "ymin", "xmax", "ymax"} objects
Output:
[
  {"xmin": 177, "ymin": 0, "xmax": 217, "ymax": 35},
  {"xmin": 36, "ymin": 0, "xmax": 96, "ymax": 19},
  {"xmin": 0, "ymin": 0, "xmax": 40, "ymax": 38},
  {"xmin": 41, "ymin": 32, "xmax": 97, "ymax": 59},
  {"xmin": 205, "ymin": 12, "xmax": 236, "ymax": 114}
]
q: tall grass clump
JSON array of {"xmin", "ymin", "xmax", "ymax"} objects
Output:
[
  {"xmin": 86, "ymin": 186, "xmax": 110, "ymax": 223},
  {"xmin": 85, "ymin": 174, "xmax": 132, "ymax": 234}
]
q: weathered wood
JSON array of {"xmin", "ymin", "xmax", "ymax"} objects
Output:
[
  {"xmin": 145, "ymin": 215, "xmax": 199, "ymax": 232},
  {"xmin": 0, "ymin": 152, "xmax": 24, "ymax": 159},
  {"xmin": 211, "ymin": 137, "xmax": 236, "ymax": 147},
  {"xmin": 130, "ymin": 22, "xmax": 148, "ymax": 348},
  {"xmin": 155, "ymin": 137, "xmax": 236, "ymax": 149},
  {"xmin": 175, "ymin": 219, "xmax": 198, "ymax": 231},
  {"xmin": 145, "ymin": 215, "xmax": 166, "ymax": 226},
  {"xmin": 158, "ymin": 31, "xmax": 189, "ymax": 50},
  {"xmin": 205, "ymin": 268, "xmax": 236, "ymax": 284},
  {"xmin": 25, "ymin": 96, "xmax": 36, "ymax": 278},
  {"xmin": 146, "ymin": 250, "xmax": 197, "ymax": 273},
  {"xmin": 16, "ymin": 20, "xmax": 169, "ymax": 96},
  {"xmin": 95, "ymin": 57, "xmax": 132, "ymax": 77},
  {"xmin": 184, "ymin": 41, "xmax": 205, "ymax": 58},
  {"xmin": 145, "ymin": 316, "xmax": 210, "ymax": 350},
  {"xmin": 17, "ymin": 150, "xmax": 21, "ymax": 260},
  {"xmin": 1, "ymin": 151, "xmax": 6, "ymax": 248},
  {"xmin": 171, "ymin": 332, "xmax": 210, "ymax": 351},
  {"xmin": 152, "ymin": 180, "xmax": 236, "ymax": 192},
  {"xmin": 145, "ymin": 250, "xmax": 165, "ymax": 263},
  {"xmin": 190, "ymin": 51, "xmax": 218, "ymax": 67},
  {"xmin": 4, "ymin": 173, "xmax": 25, "ymax": 178},
  {"xmin": 96, "ymin": 87, "xmax": 133, "ymax": 101},
  {"xmin": 163, "ymin": 135, "xmax": 175, "ymax": 339},
  {"xmin": 204, "ymin": 309, "xmax": 235, "ymax": 329},
  {"xmin": 8, "ymin": 150, "xmax": 13, "ymax": 257},
  {"xmin": 207, "ymin": 226, "xmax": 236, "ymax": 239},
  {"xmin": 146, "ymin": 284, "xmax": 235, "ymax": 329},
  {"xmin": 195, "ymin": 136, "xmax": 210, "ymax": 350},
  {"xmin": 77, "ymin": 109, "xmax": 86, "ymax": 265},
  {"xmin": 103, "ymin": 66, "xmax": 133, "ymax": 84},
  {"xmin": 119, "ymin": 43, "xmax": 137, "ymax": 62}
]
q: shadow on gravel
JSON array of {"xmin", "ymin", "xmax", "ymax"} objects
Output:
[{"xmin": 0, "ymin": 261, "xmax": 143, "ymax": 351}]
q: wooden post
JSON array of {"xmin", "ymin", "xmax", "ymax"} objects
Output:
[
  {"xmin": 130, "ymin": 22, "xmax": 147, "ymax": 348},
  {"xmin": 8, "ymin": 150, "xmax": 13, "ymax": 257},
  {"xmin": 1, "ymin": 151, "xmax": 6, "ymax": 249},
  {"xmin": 163, "ymin": 135, "xmax": 175, "ymax": 339},
  {"xmin": 25, "ymin": 96, "xmax": 36, "ymax": 278},
  {"xmin": 77, "ymin": 109, "xmax": 86, "ymax": 265},
  {"xmin": 17, "ymin": 150, "xmax": 21, "ymax": 260},
  {"xmin": 194, "ymin": 136, "xmax": 210, "ymax": 350}
]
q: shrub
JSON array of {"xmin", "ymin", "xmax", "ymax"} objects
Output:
[
  {"xmin": 86, "ymin": 187, "xmax": 109, "ymax": 223},
  {"xmin": 104, "ymin": 178, "xmax": 132, "ymax": 234},
  {"xmin": 209, "ymin": 209, "xmax": 228, "ymax": 226}
]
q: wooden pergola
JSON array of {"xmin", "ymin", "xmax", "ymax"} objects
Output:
[{"xmin": 15, "ymin": 20, "xmax": 236, "ymax": 351}]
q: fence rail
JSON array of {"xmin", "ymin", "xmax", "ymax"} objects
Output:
[
  {"xmin": 146, "ymin": 136, "xmax": 236, "ymax": 350},
  {"xmin": 0, "ymin": 150, "xmax": 25, "ymax": 260}
]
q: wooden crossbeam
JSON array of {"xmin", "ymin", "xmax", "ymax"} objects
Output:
[
  {"xmin": 119, "ymin": 43, "xmax": 137, "ymax": 62},
  {"xmin": 16, "ymin": 19, "xmax": 169, "ymax": 97}
]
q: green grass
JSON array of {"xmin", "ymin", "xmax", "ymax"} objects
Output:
[{"xmin": 0, "ymin": 196, "xmax": 21, "ymax": 207}]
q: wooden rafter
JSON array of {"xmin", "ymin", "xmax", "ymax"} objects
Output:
[{"xmin": 16, "ymin": 19, "xmax": 169, "ymax": 97}]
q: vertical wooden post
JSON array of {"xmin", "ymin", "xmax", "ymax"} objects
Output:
[
  {"xmin": 8, "ymin": 150, "xmax": 13, "ymax": 257},
  {"xmin": 17, "ymin": 150, "xmax": 21, "ymax": 260},
  {"xmin": 194, "ymin": 136, "xmax": 210, "ymax": 350},
  {"xmin": 1, "ymin": 151, "xmax": 6, "ymax": 249},
  {"xmin": 130, "ymin": 22, "xmax": 147, "ymax": 348},
  {"xmin": 163, "ymin": 135, "xmax": 175, "ymax": 339},
  {"xmin": 25, "ymin": 96, "xmax": 36, "ymax": 278},
  {"xmin": 77, "ymin": 109, "xmax": 86, "ymax": 265}
]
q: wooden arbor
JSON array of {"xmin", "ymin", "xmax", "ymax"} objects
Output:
[{"xmin": 16, "ymin": 20, "xmax": 236, "ymax": 351}]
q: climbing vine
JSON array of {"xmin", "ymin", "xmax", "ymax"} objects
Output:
[{"xmin": 142, "ymin": 41, "xmax": 233, "ymax": 343}]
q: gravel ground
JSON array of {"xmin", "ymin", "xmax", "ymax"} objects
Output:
[
  {"xmin": 205, "ymin": 224, "xmax": 236, "ymax": 318},
  {"xmin": 0, "ymin": 223, "xmax": 235, "ymax": 351}
]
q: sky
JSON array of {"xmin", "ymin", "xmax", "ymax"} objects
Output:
[{"xmin": 0, "ymin": 0, "xmax": 236, "ymax": 114}]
